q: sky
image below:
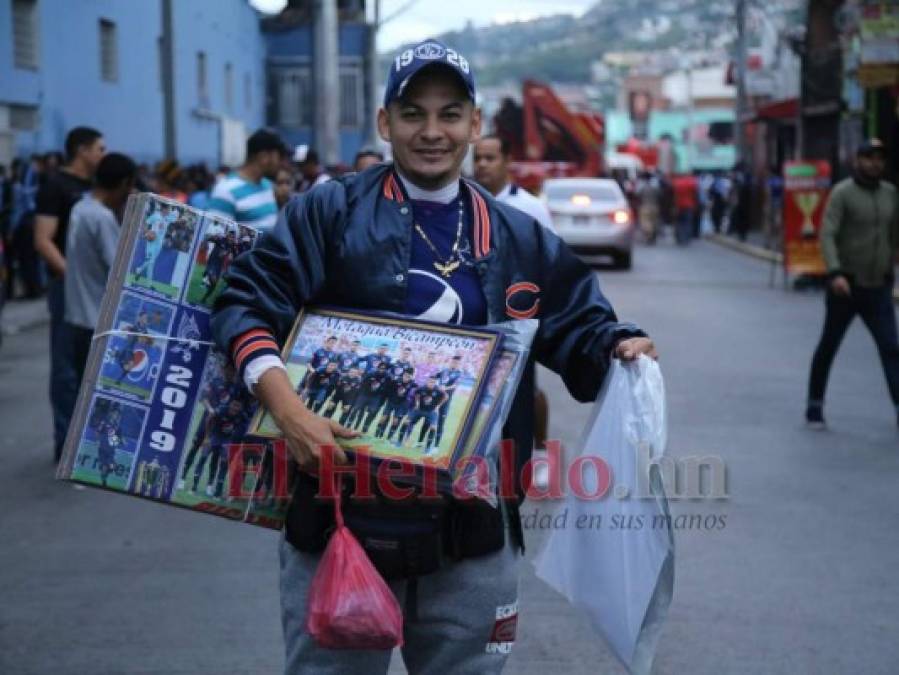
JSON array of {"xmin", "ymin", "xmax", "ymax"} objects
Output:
[{"xmin": 249, "ymin": 0, "xmax": 593, "ymax": 52}]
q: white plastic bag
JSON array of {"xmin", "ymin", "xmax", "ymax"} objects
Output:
[{"xmin": 534, "ymin": 355, "xmax": 674, "ymax": 675}]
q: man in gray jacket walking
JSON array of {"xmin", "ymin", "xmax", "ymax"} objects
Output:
[{"xmin": 807, "ymin": 139, "xmax": 899, "ymax": 428}]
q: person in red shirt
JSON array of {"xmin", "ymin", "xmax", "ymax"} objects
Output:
[{"xmin": 671, "ymin": 173, "xmax": 699, "ymax": 245}]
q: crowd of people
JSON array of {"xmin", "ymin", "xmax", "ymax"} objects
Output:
[
  {"xmin": 614, "ymin": 162, "xmax": 764, "ymax": 246},
  {"xmin": 0, "ymin": 121, "xmax": 385, "ymax": 462},
  {"xmin": 0, "ymin": 137, "xmax": 385, "ymax": 304}
]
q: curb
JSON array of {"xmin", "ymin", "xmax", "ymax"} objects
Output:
[
  {"xmin": 706, "ymin": 233, "xmax": 782, "ymax": 264},
  {"xmin": 1, "ymin": 301, "xmax": 51, "ymax": 336},
  {"xmin": 706, "ymin": 234, "xmax": 899, "ymax": 302}
]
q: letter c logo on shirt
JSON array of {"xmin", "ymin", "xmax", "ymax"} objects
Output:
[{"xmin": 505, "ymin": 282, "xmax": 540, "ymax": 320}]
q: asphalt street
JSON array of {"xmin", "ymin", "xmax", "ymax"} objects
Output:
[{"xmin": 2, "ymin": 238, "xmax": 898, "ymax": 674}]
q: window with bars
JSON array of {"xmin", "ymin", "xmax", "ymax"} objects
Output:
[
  {"xmin": 10, "ymin": 105, "xmax": 38, "ymax": 131},
  {"xmin": 225, "ymin": 62, "xmax": 233, "ymax": 110},
  {"xmin": 99, "ymin": 19, "xmax": 118, "ymax": 82},
  {"xmin": 197, "ymin": 51, "xmax": 208, "ymax": 106},
  {"xmin": 339, "ymin": 66, "xmax": 362, "ymax": 128},
  {"xmin": 12, "ymin": 0, "xmax": 39, "ymax": 71},
  {"xmin": 275, "ymin": 67, "xmax": 313, "ymax": 128}
]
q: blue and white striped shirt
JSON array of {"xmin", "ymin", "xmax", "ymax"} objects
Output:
[{"xmin": 207, "ymin": 172, "xmax": 278, "ymax": 233}]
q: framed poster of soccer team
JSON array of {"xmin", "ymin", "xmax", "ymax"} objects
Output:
[{"xmin": 250, "ymin": 309, "xmax": 502, "ymax": 482}]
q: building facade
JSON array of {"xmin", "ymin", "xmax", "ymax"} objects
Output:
[
  {"xmin": 262, "ymin": 1, "xmax": 373, "ymax": 167},
  {"xmin": 1, "ymin": 0, "xmax": 265, "ymax": 167}
]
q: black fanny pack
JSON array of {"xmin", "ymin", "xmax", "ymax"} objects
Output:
[{"xmin": 283, "ymin": 472, "xmax": 506, "ymax": 580}]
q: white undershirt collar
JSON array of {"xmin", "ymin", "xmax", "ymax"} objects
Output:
[
  {"xmin": 395, "ymin": 169, "xmax": 460, "ymax": 204},
  {"xmin": 496, "ymin": 182, "xmax": 513, "ymax": 200}
]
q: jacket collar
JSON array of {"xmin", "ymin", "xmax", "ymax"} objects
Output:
[{"xmin": 381, "ymin": 168, "xmax": 493, "ymax": 259}]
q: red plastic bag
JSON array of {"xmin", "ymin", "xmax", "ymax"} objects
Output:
[{"xmin": 305, "ymin": 482, "xmax": 404, "ymax": 650}]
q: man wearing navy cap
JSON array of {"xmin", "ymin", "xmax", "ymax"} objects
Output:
[{"xmin": 213, "ymin": 39, "xmax": 655, "ymax": 673}]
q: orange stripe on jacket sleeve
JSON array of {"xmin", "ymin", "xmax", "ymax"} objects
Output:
[
  {"xmin": 234, "ymin": 339, "xmax": 280, "ymax": 370},
  {"xmin": 232, "ymin": 328, "xmax": 272, "ymax": 354}
]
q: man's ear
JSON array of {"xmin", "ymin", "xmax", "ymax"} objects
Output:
[
  {"xmin": 377, "ymin": 107, "xmax": 391, "ymax": 143},
  {"xmin": 469, "ymin": 106, "xmax": 482, "ymax": 143}
]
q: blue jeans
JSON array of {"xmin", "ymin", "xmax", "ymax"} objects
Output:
[
  {"xmin": 808, "ymin": 283, "xmax": 899, "ymax": 409},
  {"xmin": 47, "ymin": 278, "xmax": 79, "ymax": 460}
]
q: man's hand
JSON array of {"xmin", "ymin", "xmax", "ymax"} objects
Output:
[
  {"xmin": 256, "ymin": 367, "xmax": 360, "ymax": 471},
  {"xmin": 830, "ymin": 275, "xmax": 851, "ymax": 297},
  {"xmin": 277, "ymin": 406, "xmax": 359, "ymax": 470},
  {"xmin": 615, "ymin": 336, "xmax": 658, "ymax": 361}
]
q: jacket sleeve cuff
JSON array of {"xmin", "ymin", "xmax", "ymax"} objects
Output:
[{"xmin": 231, "ymin": 328, "xmax": 282, "ymax": 382}]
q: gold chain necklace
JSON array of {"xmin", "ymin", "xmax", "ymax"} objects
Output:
[{"xmin": 413, "ymin": 200, "xmax": 465, "ymax": 278}]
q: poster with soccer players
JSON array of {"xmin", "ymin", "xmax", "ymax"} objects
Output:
[
  {"xmin": 59, "ymin": 193, "xmax": 287, "ymax": 529},
  {"xmin": 249, "ymin": 308, "xmax": 502, "ymax": 483},
  {"xmin": 183, "ymin": 217, "xmax": 255, "ymax": 309},
  {"xmin": 70, "ymin": 395, "xmax": 148, "ymax": 491},
  {"xmin": 124, "ymin": 197, "xmax": 199, "ymax": 301},
  {"xmin": 97, "ymin": 292, "xmax": 175, "ymax": 402}
]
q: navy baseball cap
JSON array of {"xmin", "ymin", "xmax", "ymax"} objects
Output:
[
  {"xmin": 857, "ymin": 138, "xmax": 885, "ymax": 157},
  {"xmin": 383, "ymin": 40, "xmax": 476, "ymax": 108}
]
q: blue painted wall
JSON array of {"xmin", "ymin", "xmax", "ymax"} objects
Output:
[
  {"xmin": 171, "ymin": 0, "xmax": 266, "ymax": 166},
  {"xmin": 0, "ymin": 0, "xmax": 265, "ymax": 165},
  {"xmin": 0, "ymin": 0, "xmax": 163, "ymax": 161}
]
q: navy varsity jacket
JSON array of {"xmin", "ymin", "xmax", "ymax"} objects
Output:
[{"xmin": 211, "ymin": 163, "xmax": 646, "ymax": 495}]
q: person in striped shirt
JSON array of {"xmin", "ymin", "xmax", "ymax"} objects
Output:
[{"xmin": 207, "ymin": 129, "xmax": 286, "ymax": 233}]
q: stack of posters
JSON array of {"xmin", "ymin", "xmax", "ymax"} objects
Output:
[{"xmin": 57, "ymin": 193, "xmax": 288, "ymax": 529}]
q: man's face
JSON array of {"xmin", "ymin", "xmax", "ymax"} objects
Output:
[
  {"xmin": 260, "ymin": 150, "xmax": 281, "ymax": 179},
  {"xmin": 857, "ymin": 153, "xmax": 885, "ymax": 180},
  {"xmin": 326, "ymin": 338, "xmax": 337, "ymax": 350},
  {"xmin": 80, "ymin": 138, "xmax": 107, "ymax": 175},
  {"xmin": 473, "ymin": 137, "xmax": 508, "ymax": 196},
  {"xmin": 378, "ymin": 67, "xmax": 481, "ymax": 190},
  {"xmin": 275, "ymin": 169, "xmax": 293, "ymax": 200}
]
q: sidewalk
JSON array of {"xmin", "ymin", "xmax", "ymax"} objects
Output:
[
  {"xmin": 707, "ymin": 231, "xmax": 899, "ymax": 301},
  {"xmin": 1, "ymin": 297, "xmax": 50, "ymax": 336}
]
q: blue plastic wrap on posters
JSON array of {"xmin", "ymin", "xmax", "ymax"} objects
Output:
[
  {"xmin": 533, "ymin": 356, "xmax": 674, "ymax": 675},
  {"xmin": 452, "ymin": 319, "xmax": 538, "ymax": 507}
]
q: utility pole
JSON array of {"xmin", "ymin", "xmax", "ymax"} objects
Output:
[
  {"xmin": 160, "ymin": 0, "xmax": 177, "ymax": 159},
  {"xmin": 365, "ymin": 0, "xmax": 381, "ymax": 147},
  {"xmin": 314, "ymin": 0, "xmax": 340, "ymax": 165},
  {"xmin": 735, "ymin": 0, "xmax": 749, "ymax": 165}
]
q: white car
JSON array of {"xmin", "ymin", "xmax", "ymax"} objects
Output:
[{"xmin": 543, "ymin": 178, "xmax": 635, "ymax": 269}]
